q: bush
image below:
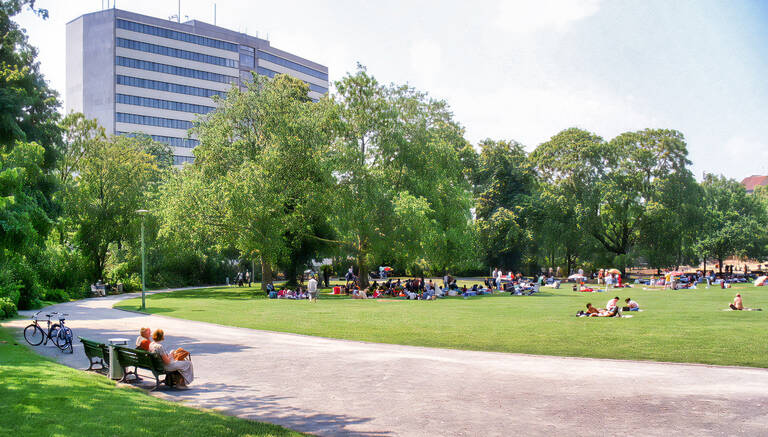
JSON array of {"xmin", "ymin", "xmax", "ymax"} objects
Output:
[
  {"xmin": 0, "ymin": 297, "xmax": 17, "ymax": 319},
  {"xmin": 0, "ymin": 256, "xmax": 40, "ymax": 310},
  {"xmin": 42, "ymin": 289, "xmax": 69, "ymax": 303}
]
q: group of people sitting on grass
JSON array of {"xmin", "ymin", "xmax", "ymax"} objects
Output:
[
  {"xmin": 576, "ymin": 296, "xmax": 640, "ymax": 317},
  {"xmin": 135, "ymin": 327, "xmax": 194, "ymax": 388}
]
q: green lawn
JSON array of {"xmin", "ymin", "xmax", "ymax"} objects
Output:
[
  {"xmin": 0, "ymin": 327, "xmax": 302, "ymax": 437},
  {"xmin": 116, "ymin": 283, "xmax": 768, "ymax": 368}
]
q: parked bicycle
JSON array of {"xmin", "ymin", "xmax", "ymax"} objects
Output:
[{"xmin": 23, "ymin": 311, "xmax": 73, "ymax": 353}]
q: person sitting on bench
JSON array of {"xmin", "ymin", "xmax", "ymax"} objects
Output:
[
  {"xmin": 135, "ymin": 327, "xmax": 151, "ymax": 351},
  {"xmin": 149, "ymin": 329, "xmax": 194, "ymax": 388}
]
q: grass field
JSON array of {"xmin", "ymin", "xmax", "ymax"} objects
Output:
[
  {"xmin": 116, "ymin": 282, "xmax": 768, "ymax": 368},
  {"xmin": 0, "ymin": 327, "xmax": 302, "ymax": 437}
]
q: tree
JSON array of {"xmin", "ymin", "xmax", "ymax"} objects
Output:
[
  {"xmin": 0, "ymin": 0, "xmax": 61, "ymax": 310},
  {"xmin": 472, "ymin": 139, "xmax": 536, "ymax": 271},
  {"xmin": 68, "ymin": 135, "xmax": 163, "ymax": 280},
  {"xmin": 160, "ymin": 74, "xmax": 335, "ymax": 290},
  {"xmin": 532, "ymin": 128, "xmax": 698, "ymax": 273},
  {"xmin": 694, "ymin": 174, "xmax": 768, "ymax": 273},
  {"xmin": 330, "ymin": 67, "xmax": 474, "ymax": 284}
]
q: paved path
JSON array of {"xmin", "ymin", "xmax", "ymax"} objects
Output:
[{"xmin": 4, "ymin": 290, "xmax": 768, "ymax": 436}]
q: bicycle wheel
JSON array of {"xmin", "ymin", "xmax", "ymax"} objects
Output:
[
  {"xmin": 24, "ymin": 324, "xmax": 45, "ymax": 346},
  {"xmin": 48, "ymin": 323, "xmax": 61, "ymax": 346},
  {"xmin": 57, "ymin": 327, "xmax": 73, "ymax": 353}
]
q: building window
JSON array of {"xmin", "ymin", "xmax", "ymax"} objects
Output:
[
  {"xmin": 116, "ymin": 112, "xmax": 195, "ymax": 130},
  {"xmin": 256, "ymin": 67, "xmax": 328, "ymax": 94},
  {"xmin": 116, "ymin": 75, "xmax": 226, "ymax": 98},
  {"xmin": 116, "ymin": 38, "xmax": 238, "ymax": 68},
  {"xmin": 117, "ymin": 131, "xmax": 199, "ymax": 148},
  {"xmin": 173, "ymin": 155, "xmax": 195, "ymax": 165},
  {"xmin": 115, "ymin": 94, "xmax": 214, "ymax": 114},
  {"xmin": 257, "ymin": 50, "xmax": 328, "ymax": 81},
  {"xmin": 116, "ymin": 56, "xmax": 237, "ymax": 84},
  {"xmin": 117, "ymin": 19, "xmax": 238, "ymax": 52}
]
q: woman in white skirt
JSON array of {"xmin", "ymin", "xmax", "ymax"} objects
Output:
[{"xmin": 149, "ymin": 329, "xmax": 194, "ymax": 388}]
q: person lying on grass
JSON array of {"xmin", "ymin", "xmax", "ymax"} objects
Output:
[{"xmin": 150, "ymin": 329, "xmax": 194, "ymax": 388}]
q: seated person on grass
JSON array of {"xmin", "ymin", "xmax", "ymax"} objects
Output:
[
  {"xmin": 730, "ymin": 294, "xmax": 744, "ymax": 310},
  {"xmin": 606, "ymin": 296, "xmax": 620, "ymax": 312},
  {"xmin": 623, "ymin": 298, "xmax": 640, "ymax": 311}
]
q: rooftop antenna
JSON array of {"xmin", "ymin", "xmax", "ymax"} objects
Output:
[{"xmin": 214, "ymin": 3, "xmax": 217, "ymax": 26}]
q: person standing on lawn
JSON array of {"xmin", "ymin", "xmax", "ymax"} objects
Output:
[{"xmin": 308, "ymin": 275, "xmax": 319, "ymax": 303}]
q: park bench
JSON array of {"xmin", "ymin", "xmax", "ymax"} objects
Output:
[
  {"xmin": 79, "ymin": 337, "xmax": 110, "ymax": 372},
  {"xmin": 113, "ymin": 345, "xmax": 181, "ymax": 390}
]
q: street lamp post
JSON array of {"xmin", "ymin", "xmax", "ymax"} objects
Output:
[{"xmin": 136, "ymin": 209, "xmax": 149, "ymax": 310}]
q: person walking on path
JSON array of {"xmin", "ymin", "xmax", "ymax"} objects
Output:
[
  {"xmin": 245, "ymin": 271, "xmax": 251, "ymax": 287},
  {"xmin": 308, "ymin": 275, "xmax": 319, "ymax": 303}
]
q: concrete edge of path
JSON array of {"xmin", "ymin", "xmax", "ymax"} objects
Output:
[{"xmin": 109, "ymin": 291, "xmax": 768, "ymax": 373}]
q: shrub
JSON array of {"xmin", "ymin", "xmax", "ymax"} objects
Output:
[
  {"xmin": 0, "ymin": 297, "xmax": 17, "ymax": 319},
  {"xmin": 43, "ymin": 289, "xmax": 69, "ymax": 303}
]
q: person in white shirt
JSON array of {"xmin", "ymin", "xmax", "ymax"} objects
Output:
[
  {"xmin": 624, "ymin": 298, "xmax": 639, "ymax": 311},
  {"xmin": 307, "ymin": 275, "xmax": 318, "ymax": 302},
  {"xmin": 606, "ymin": 297, "xmax": 619, "ymax": 311}
]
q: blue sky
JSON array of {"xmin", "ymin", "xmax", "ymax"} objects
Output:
[{"xmin": 16, "ymin": 0, "xmax": 768, "ymax": 180}]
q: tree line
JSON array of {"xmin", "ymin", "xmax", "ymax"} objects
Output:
[{"xmin": 2, "ymin": 2, "xmax": 767, "ymax": 316}]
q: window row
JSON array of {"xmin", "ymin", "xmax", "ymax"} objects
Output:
[
  {"xmin": 117, "ymin": 131, "xmax": 200, "ymax": 149},
  {"xmin": 256, "ymin": 67, "xmax": 328, "ymax": 94},
  {"xmin": 116, "ymin": 93, "xmax": 214, "ymax": 115},
  {"xmin": 116, "ymin": 56, "xmax": 237, "ymax": 84},
  {"xmin": 173, "ymin": 155, "xmax": 195, "ymax": 165},
  {"xmin": 116, "ymin": 75, "xmax": 226, "ymax": 98},
  {"xmin": 117, "ymin": 19, "xmax": 238, "ymax": 52},
  {"xmin": 117, "ymin": 37, "xmax": 238, "ymax": 68},
  {"xmin": 117, "ymin": 112, "xmax": 194, "ymax": 130},
  {"xmin": 257, "ymin": 51, "xmax": 328, "ymax": 81}
]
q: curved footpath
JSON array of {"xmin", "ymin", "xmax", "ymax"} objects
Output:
[{"xmin": 3, "ymin": 289, "xmax": 768, "ymax": 436}]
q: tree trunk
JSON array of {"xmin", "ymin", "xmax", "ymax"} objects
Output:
[
  {"xmin": 702, "ymin": 257, "xmax": 707, "ymax": 275},
  {"xmin": 261, "ymin": 257, "xmax": 273, "ymax": 291},
  {"xmin": 718, "ymin": 258, "xmax": 723, "ymax": 274},
  {"xmin": 357, "ymin": 251, "xmax": 369, "ymax": 288}
]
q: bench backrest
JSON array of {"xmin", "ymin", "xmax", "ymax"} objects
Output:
[
  {"xmin": 79, "ymin": 337, "xmax": 106, "ymax": 359},
  {"xmin": 114, "ymin": 345, "xmax": 164, "ymax": 371}
]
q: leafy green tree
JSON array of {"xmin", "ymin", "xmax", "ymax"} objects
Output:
[
  {"xmin": 532, "ymin": 128, "xmax": 698, "ymax": 273},
  {"xmin": 472, "ymin": 139, "xmax": 536, "ymax": 271},
  {"xmin": 160, "ymin": 74, "xmax": 335, "ymax": 289},
  {"xmin": 694, "ymin": 174, "xmax": 768, "ymax": 273},
  {"xmin": 330, "ymin": 68, "xmax": 474, "ymax": 284},
  {"xmin": 68, "ymin": 135, "xmax": 163, "ymax": 280},
  {"xmin": 0, "ymin": 0, "xmax": 61, "ymax": 310}
]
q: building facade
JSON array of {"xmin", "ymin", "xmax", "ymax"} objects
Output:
[{"xmin": 66, "ymin": 8, "xmax": 329, "ymax": 165}]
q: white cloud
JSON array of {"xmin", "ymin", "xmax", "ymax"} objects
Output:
[
  {"xmin": 447, "ymin": 81, "xmax": 658, "ymax": 149},
  {"xmin": 495, "ymin": 0, "xmax": 602, "ymax": 33},
  {"xmin": 409, "ymin": 40, "xmax": 443, "ymax": 88}
]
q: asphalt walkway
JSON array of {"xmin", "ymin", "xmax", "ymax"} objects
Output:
[{"xmin": 3, "ymin": 289, "xmax": 768, "ymax": 436}]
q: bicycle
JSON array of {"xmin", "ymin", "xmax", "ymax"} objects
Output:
[
  {"xmin": 24, "ymin": 311, "xmax": 61, "ymax": 347},
  {"xmin": 55, "ymin": 313, "xmax": 73, "ymax": 353},
  {"xmin": 23, "ymin": 311, "xmax": 73, "ymax": 353}
]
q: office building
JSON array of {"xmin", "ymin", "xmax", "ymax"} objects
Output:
[{"xmin": 66, "ymin": 8, "xmax": 329, "ymax": 165}]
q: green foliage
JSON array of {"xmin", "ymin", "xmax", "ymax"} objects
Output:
[
  {"xmin": 66, "ymin": 135, "xmax": 163, "ymax": 280},
  {"xmin": 694, "ymin": 174, "xmax": 768, "ymax": 270},
  {"xmin": 473, "ymin": 139, "xmax": 536, "ymax": 270},
  {"xmin": 0, "ymin": 296, "xmax": 16, "ymax": 318},
  {"xmin": 331, "ymin": 67, "xmax": 475, "ymax": 282}
]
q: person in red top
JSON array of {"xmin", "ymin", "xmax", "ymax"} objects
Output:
[{"xmin": 135, "ymin": 327, "xmax": 151, "ymax": 351}]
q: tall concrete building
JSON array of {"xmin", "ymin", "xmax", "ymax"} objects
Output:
[{"xmin": 66, "ymin": 8, "xmax": 328, "ymax": 165}]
